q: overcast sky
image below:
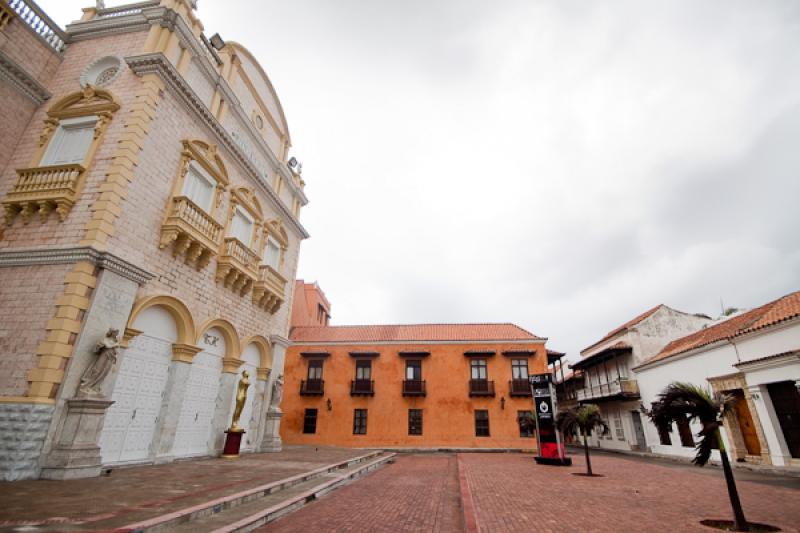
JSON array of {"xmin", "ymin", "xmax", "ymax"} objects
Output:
[{"xmin": 42, "ymin": 1, "xmax": 800, "ymax": 361}]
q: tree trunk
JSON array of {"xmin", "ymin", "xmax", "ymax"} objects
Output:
[
  {"xmin": 583, "ymin": 430, "xmax": 592, "ymax": 476},
  {"xmin": 717, "ymin": 429, "xmax": 748, "ymax": 531}
]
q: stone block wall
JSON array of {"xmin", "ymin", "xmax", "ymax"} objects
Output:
[{"xmin": 0, "ymin": 402, "xmax": 54, "ymax": 480}]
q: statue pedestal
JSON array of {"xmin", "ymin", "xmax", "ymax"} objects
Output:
[
  {"xmin": 40, "ymin": 397, "xmax": 114, "ymax": 480},
  {"xmin": 222, "ymin": 429, "xmax": 245, "ymax": 458},
  {"xmin": 259, "ymin": 407, "xmax": 282, "ymax": 452}
]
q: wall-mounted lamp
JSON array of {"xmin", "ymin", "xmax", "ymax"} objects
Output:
[
  {"xmin": 209, "ymin": 33, "xmax": 225, "ymax": 51},
  {"xmin": 500, "ymin": 396, "xmax": 505, "ymax": 410},
  {"xmin": 326, "ymin": 398, "xmax": 332, "ymax": 411}
]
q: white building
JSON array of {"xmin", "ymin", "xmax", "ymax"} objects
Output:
[
  {"xmin": 572, "ymin": 305, "xmax": 711, "ymax": 451},
  {"xmin": 635, "ymin": 291, "xmax": 800, "ymax": 468}
]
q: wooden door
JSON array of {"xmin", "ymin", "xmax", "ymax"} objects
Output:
[
  {"xmin": 731, "ymin": 390, "xmax": 760, "ymax": 456},
  {"xmin": 767, "ymin": 381, "xmax": 800, "ymax": 459}
]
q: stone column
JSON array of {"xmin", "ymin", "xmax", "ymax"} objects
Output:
[
  {"xmin": 748, "ymin": 384, "xmax": 791, "ymax": 466},
  {"xmin": 210, "ymin": 358, "xmax": 243, "ymax": 454},
  {"xmin": 151, "ymin": 344, "xmax": 201, "ymax": 462},
  {"xmin": 39, "ymin": 269, "xmax": 139, "ymax": 480}
]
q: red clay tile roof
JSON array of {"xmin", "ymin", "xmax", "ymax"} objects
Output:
[
  {"xmin": 572, "ymin": 341, "xmax": 633, "ymax": 370},
  {"xmin": 581, "ymin": 305, "xmax": 663, "ymax": 353},
  {"xmin": 289, "ymin": 323, "xmax": 543, "ymax": 343},
  {"xmin": 639, "ymin": 291, "xmax": 800, "ymax": 367}
]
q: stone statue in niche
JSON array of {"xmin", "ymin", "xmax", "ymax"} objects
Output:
[
  {"xmin": 230, "ymin": 371, "xmax": 251, "ymax": 432},
  {"xmin": 270, "ymin": 374, "xmax": 284, "ymax": 409},
  {"xmin": 77, "ymin": 328, "xmax": 120, "ymax": 398}
]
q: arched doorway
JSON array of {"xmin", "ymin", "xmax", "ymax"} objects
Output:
[
  {"xmin": 99, "ymin": 306, "xmax": 177, "ymax": 464},
  {"xmin": 170, "ymin": 327, "xmax": 225, "ymax": 457}
]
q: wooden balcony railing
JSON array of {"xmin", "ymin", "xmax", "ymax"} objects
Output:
[
  {"xmin": 159, "ymin": 195, "xmax": 223, "ymax": 270},
  {"xmin": 576, "ymin": 378, "xmax": 640, "ymax": 402},
  {"xmin": 300, "ymin": 379, "xmax": 324, "ymax": 396},
  {"xmin": 509, "ymin": 379, "xmax": 532, "ymax": 397},
  {"xmin": 350, "ymin": 379, "xmax": 374, "ymax": 396},
  {"xmin": 469, "ymin": 379, "xmax": 495, "ymax": 397},
  {"xmin": 3, "ymin": 164, "xmax": 85, "ymax": 225},
  {"xmin": 253, "ymin": 264, "xmax": 286, "ymax": 313},
  {"xmin": 216, "ymin": 237, "xmax": 259, "ymax": 296},
  {"xmin": 402, "ymin": 379, "xmax": 426, "ymax": 396}
]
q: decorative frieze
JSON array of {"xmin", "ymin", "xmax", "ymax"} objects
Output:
[{"xmin": 0, "ymin": 49, "xmax": 52, "ymax": 105}]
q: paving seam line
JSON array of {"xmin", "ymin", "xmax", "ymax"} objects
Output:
[
  {"xmin": 210, "ymin": 453, "xmax": 397, "ymax": 533},
  {"xmin": 457, "ymin": 454, "xmax": 480, "ymax": 533},
  {"xmin": 111, "ymin": 450, "xmax": 383, "ymax": 532}
]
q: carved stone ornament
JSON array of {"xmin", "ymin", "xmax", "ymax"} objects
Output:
[
  {"xmin": 76, "ymin": 328, "xmax": 120, "ymax": 398},
  {"xmin": 270, "ymin": 373, "xmax": 283, "ymax": 408}
]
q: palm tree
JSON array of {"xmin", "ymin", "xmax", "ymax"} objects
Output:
[
  {"xmin": 556, "ymin": 404, "xmax": 609, "ymax": 476},
  {"xmin": 645, "ymin": 382, "xmax": 749, "ymax": 532}
]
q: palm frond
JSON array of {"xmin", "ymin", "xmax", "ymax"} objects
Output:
[{"xmin": 693, "ymin": 420, "xmax": 721, "ymax": 466}]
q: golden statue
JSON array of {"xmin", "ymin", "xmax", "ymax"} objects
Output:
[{"xmin": 230, "ymin": 370, "xmax": 250, "ymax": 432}]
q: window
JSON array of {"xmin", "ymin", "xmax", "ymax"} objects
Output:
[
  {"xmin": 677, "ymin": 416, "xmax": 695, "ymax": 447},
  {"xmin": 518, "ymin": 410, "xmax": 534, "ymax": 438},
  {"xmin": 353, "ymin": 409, "xmax": 367, "ymax": 435},
  {"xmin": 408, "ymin": 409, "xmax": 422, "ymax": 436},
  {"xmin": 475, "ymin": 410, "xmax": 490, "ymax": 437},
  {"xmin": 181, "ymin": 164, "xmax": 216, "ymax": 212},
  {"xmin": 303, "ymin": 408, "xmax": 317, "ymax": 434},
  {"xmin": 41, "ymin": 116, "xmax": 96, "ymax": 165},
  {"xmin": 406, "ymin": 360, "xmax": 422, "ymax": 380},
  {"xmin": 614, "ymin": 411, "xmax": 625, "ymax": 441},
  {"xmin": 230, "ymin": 207, "xmax": 255, "ymax": 246},
  {"xmin": 511, "ymin": 359, "xmax": 529, "ymax": 379},
  {"xmin": 355, "ymin": 360, "xmax": 371, "ymax": 380},
  {"xmin": 264, "ymin": 236, "xmax": 281, "ymax": 269},
  {"xmin": 470, "ymin": 359, "xmax": 487, "ymax": 380},
  {"xmin": 308, "ymin": 360, "xmax": 323, "ymax": 380}
]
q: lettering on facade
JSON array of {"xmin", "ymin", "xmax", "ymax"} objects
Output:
[{"xmin": 203, "ymin": 333, "xmax": 219, "ymax": 347}]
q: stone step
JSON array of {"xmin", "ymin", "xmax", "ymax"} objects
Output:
[
  {"xmin": 114, "ymin": 450, "xmax": 389, "ymax": 532},
  {"xmin": 203, "ymin": 452, "xmax": 396, "ymax": 533}
]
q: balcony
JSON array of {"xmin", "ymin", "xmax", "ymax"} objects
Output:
[
  {"xmin": 300, "ymin": 379, "xmax": 324, "ymax": 396},
  {"xmin": 216, "ymin": 237, "xmax": 259, "ymax": 296},
  {"xmin": 3, "ymin": 164, "xmax": 86, "ymax": 225},
  {"xmin": 509, "ymin": 379, "xmax": 532, "ymax": 397},
  {"xmin": 469, "ymin": 379, "xmax": 495, "ymax": 397},
  {"xmin": 350, "ymin": 379, "xmax": 375, "ymax": 396},
  {"xmin": 159, "ymin": 195, "xmax": 223, "ymax": 269},
  {"xmin": 576, "ymin": 378, "xmax": 640, "ymax": 403},
  {"xmin": 402, "ymin": 379, "xmax": 426, "ymax": 397},
  {"xmin": 253, "ymin": 264, "xmax": 286, "ymax": 313}
]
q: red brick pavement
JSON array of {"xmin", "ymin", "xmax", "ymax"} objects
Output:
[
  {"xmin": 0, "ymin": 446, "xmax": 369, "ymax": 530},
  {"xmin": 262, "ymin": 454, "xmax": 463, "ymax": 533},
  {"xmin": 460, "ymin": 452, "xmax": 800, "ymax": 533}
]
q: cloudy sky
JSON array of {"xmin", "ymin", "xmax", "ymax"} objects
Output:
[{"xmin": 43, "ymin": 1, "xmax": 800, "ymax": 361}]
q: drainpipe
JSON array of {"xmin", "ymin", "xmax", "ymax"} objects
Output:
[{"xmin": 728, "ymin": 338, "xmax": 742, "ymax": 363}]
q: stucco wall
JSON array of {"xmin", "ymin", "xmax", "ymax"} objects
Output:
[{"xmin": 281, "ymin": 342, "xmax": 547, "ymax": 449}]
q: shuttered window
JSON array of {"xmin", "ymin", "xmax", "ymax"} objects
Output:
[
  {"xmin": 182, "ymin": 165, "xmax": 215, "ymax": 212},
  {"xmin": 230, "ymin": 207, "xmax": 254, "ymax": 246},
  {"xmin": 41, "ymin": 117, "xmax": 96, "ymax": 165},
  {"xmin": 264, "ymin": 237, "xmax": 281, "ymax": 269}
]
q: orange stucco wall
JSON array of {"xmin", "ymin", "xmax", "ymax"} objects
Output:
[{"xmin": 280, "ymin": 342, "xmax": 548, "ymax": 448}]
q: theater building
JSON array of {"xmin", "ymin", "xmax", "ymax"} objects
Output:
[
  {"xmin": 0, "ymin": 0, "xmax": 308, "ymax": 480},
  {"xmin": 281, "ymin": 288, "xmax": 550, "ymax": 449}
]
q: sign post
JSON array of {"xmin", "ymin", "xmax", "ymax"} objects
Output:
[{"xmin": 530, "ymin": 373, "xmax": 571, "ymax": 466}]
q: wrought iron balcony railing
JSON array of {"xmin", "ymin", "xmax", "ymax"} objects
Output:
[
  {"xmin": 350, "ymin": 379, "xmax": 374, "ymax": 396},
  {"xmin": 509, "ymin": 379, "xmax": 532, "ymax": 397},
  {"xmin": 402, "ymin": 379, "xmax": 426, "ymax": 396},
  {"xmin": 300, "ymin": 379, "xmax": 324, "ymax": 396},
  {"xmin": 469, "ymin": 379, "xmax": 495, "ymax": 397}
]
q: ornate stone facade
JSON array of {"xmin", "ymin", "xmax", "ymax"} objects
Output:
[{"xmin": 0, "ymin": 0, "xmax": 308, "ymax": 480}]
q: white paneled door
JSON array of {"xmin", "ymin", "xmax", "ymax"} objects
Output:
[
  {"xmin": 99, "ymin": 334, "xmax": 172, "ymax": 464},
  {"xmin": 170, "ymin": 342, "xmax": 223, "ymax": 457}
]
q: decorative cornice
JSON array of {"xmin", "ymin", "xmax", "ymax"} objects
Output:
[
  {"xmin": 125, "ymin": 53, "xmax": 310, "ymax": 240},
  {"xmin": 0, "ymin": 246, "xmax": 153, "ymax": 284},
  {"xmin": 270, "ymin": 335, "xmax": 291, "ymax": 348},
  {"xmin": 292, "ymin": 339, "xmax": 546, "ymax": 347},
  {"xmin": 65, "ymin": 5, "xmax": 162, "ymax": 41},
  {"xmin": 0, "ymin": 49, "xmax": 52, "ymax": 105}
]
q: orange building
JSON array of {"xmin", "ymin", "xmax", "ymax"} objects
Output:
[
  {"xmin": 289, "ymin": 280, "xmax": 331, "ymax": 327},
  {"xmin": 280, "ymin": 321, "xmax": 551, "ymax": 449}
]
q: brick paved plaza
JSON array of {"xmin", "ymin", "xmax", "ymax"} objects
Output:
[{"xmin": 265, "ymin": 452, "xmax": 800, "ymax": 533}]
